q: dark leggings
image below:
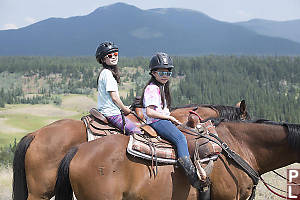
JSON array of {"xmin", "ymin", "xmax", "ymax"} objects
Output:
[{"xmin": 150, "ymin": 119, "xmax": 190, "ymax": 158}]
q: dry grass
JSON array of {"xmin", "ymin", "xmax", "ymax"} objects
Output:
[
  {"xmin": 61, "ymin": 94, "xmax": 96, "ymax": 112},
  {"xmin": 0, "ymin": 166, "xmax": 12, "ymax": 200},
  {"xmin": 255, "ymin": 163, "xmax": 300, "ymax": 200},
  {"xmin": 0, "ymin": 104, "xmax": 78, "ymax": 117},
  {"xmin": 0, "ymin": 118, "xmax": 27, "ymax": 134}
]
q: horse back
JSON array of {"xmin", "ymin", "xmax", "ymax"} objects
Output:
[{"xmin": 68, "ymin": 135, "xmax": 198, "ymax": 199}]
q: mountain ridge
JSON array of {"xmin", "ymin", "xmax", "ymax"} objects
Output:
[
  {"xmin": 1, "ymin": 2, "xmax": 300, "ymax": 56},
  {"xmin": 236, "ymin": 18, "xmax": 300, "ymax": 44}
]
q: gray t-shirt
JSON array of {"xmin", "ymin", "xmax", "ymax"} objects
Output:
[{"xmin": 97, "ymin": 69, "xmax": 121, "ymax": 116}]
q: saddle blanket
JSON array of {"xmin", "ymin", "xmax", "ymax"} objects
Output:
[{"xmin": 127, "ymin": 120, "xmax": 222, "ymax": 164}]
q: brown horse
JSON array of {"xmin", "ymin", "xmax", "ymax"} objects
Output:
[
  {"xmin": 54, "ymin": 120, "xmax": 300, "ymax": 200},
  {"xmin": 12, "ymin": 102, "xmax": 250, "ymax": 200}
]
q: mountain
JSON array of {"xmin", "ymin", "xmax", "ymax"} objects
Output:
[
  {"xmin": 1, "ymin": 3, "xmax": 300, "ymax": 56},
  {"xmin": 236, "ymin": 19, "xmax": 300, "ymax": 44}
]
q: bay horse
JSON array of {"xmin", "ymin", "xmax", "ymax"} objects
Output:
[
  {"xmin": 12, "ymin": 101, "xmax": 249, "ymax": 200},
  {"xmin": 54, "ymin": 120, "xmax": 300, "ymax": 200}
]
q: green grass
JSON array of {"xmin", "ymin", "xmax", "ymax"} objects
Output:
[
  {"xmin": 0, "ymin": 94, "xmax": 96, "ymax": 146},
  {"xmin": 0, "ymin": 133, "xmax": 23, "ymax": 146},
  {"xmin": 4, "ymin": 114, "xmax": 54, "ymax": 131},
  {"xmin": 0, "ymin": 112, "xmax": 88, "ymax": 146}
]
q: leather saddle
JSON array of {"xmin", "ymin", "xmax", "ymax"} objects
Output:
[
  {"xmin": 81, "ymin": 108, "xmax": 120, "ymax": 138},
  {"xmin": 127, "ymin": 120, "xmax": 222, "ymax": 164},
  {"xmin": 82, "ymin": 107, "xmax": 159, "ymax": 139},
  {"xmin": 82, "ymin": 108, "xmax": 221, "ymax": 165}
]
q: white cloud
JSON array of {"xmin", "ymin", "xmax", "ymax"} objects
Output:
[
  {"xmin": 25, "ymin": 17, "xmax": 37, "ymax": 24},
  {"xmin": 2, "ymin": 24, "xmax": 18, "ymax": 30},
  {"xmin": 236, "ymin": 10, "xmax": 252, "ymax": 20},
  {"xmin": 237, "ymin": 10, "xmax": 251, "ymax": 18}
]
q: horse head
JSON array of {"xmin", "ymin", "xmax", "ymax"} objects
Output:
[
  {"xmin": 208, "ymin": 99, "xmax": 251, "ymax": 122},
  {"xmin": 237, "ymin": 100, "xmax": 250, "ymax": 121}
]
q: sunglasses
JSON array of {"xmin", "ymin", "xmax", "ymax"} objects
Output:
[
  {"xmin": 156, "ymin": 71, "xmax": 172, "ymax": 77},
  {"xmin": 105, "ymin": 52, "xmax": 118, "ymax": 58}
]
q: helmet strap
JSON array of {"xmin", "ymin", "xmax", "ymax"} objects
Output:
[
  {"xmin": 150, "ymin": 73, "xmax": 165, "ymax": 86},
  {"xmin": 102, "ymin": 62, "xmax": 117, "ymax": 69}
]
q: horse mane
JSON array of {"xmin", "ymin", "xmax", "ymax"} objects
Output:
[
  {"xmin": 170, "ymin": 104, "xmax": 205, "ymax": 110},
  {"xmin": 171, "ymin": 104, "xmax": 250, "ymax": 121},
  {"xmin": 284, "ymin": 123, "xmax": 300, "ymax": 151},
  {"xmin": 205, "ymin": 105, "xmax": 244, "ymax": 121},
  {"xmin": 253, "ymin": 119, "xmax": 300, "ymax": 151},
  {"xmin": 130, "ymin": 96, "xmax": 250, "ymax": 121}
]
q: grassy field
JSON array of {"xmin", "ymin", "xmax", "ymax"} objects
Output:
[{"xmin": 0, "ymin": 94, "xmax": 96, "ymax": 146}]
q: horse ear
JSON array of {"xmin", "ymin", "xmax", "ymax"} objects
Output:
[{"xmin": 240, "ymin": 100, "xmax": 246, "ymax": 113}]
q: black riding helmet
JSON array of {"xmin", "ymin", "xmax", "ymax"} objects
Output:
[
  {"xmin": 95, "ymin": 41, "xmax": 119, "ymax": 64},
  {"xmin": 149, "ymin": 52, "xmax": 174, "ymax": 71}
]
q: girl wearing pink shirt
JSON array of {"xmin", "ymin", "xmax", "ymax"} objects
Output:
[{"xmin": 140, "ymin": 52, "xmax": 205, "ymax": 190}]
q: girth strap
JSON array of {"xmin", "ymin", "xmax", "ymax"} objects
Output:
[
  {"xmin": 179, "ymin": 121, "xmax": 259, "ymax": 199},
  {"xmin": 207, "ymin": 133, "xmax": 259, "ymax": 200},
  {"xmin": 179, "ymin": 122, "xmax": 260, "ymax": 185}
]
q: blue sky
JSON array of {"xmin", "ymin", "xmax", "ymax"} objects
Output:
[{"xmin": 1, "ymin": 0, "xmax": 300, "ymax": 30}]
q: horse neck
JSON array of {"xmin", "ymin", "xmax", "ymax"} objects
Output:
[
  {"xmin": 195, "ymin": 107, "xmax": 218, "ymax": 120},
  {"xmin": 226, "ymin": 122, "xmax": 299, "ymax": 175}
]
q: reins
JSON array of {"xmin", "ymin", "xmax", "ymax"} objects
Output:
[
  {"xmin": 131, "ymin": 108, "xmax": 296, "ymax": 200},
  {"xmin": 131, "ymin": 107, "xmax": 260, "ymax": 199},
  {"xmin": 260, "ymin": 176, "xmax": 296, "ymax": 200},
  {"xmin": 258, "ymin": 170, "xmax": 300, "ymax": 199}
]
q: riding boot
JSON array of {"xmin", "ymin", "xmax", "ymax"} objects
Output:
[
  {"xmin": 178, "ymin": 156, "xmax": 205, "ymax": 190},
  {"xmin": 198, "ymin": 184, "xmax": 211, "ymax": 200}
]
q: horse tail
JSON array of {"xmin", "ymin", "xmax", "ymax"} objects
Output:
[
  {"xmin": 12, "ymin": 134, "xmax": 35, "ymax": 200},
  {"xmin": 54, "ymin": 146, "xmax": 79, "ymax": 200}
]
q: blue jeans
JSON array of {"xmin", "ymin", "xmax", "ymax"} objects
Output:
[{"xmin": 150, "ymin": 119, "xmax": 190, "ymax": 158}]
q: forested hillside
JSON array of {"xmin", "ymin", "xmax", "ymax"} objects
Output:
[{"xmin": 0, "ymin": 56, "xmax": 299, "ymax": 123}]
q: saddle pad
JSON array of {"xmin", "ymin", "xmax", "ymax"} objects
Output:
[
  {"xmin": 127, "ymin": 134, "xmax": 177, "ymax": 164},
  {"xmin": 127, "ymin": 120, "xmax": 221, "ymax": 165},
  {"xmin": 81, "ymin": 115, "xmax": 121, "ymax": 142}
]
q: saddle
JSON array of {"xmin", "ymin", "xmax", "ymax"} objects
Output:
[
  {"xmin": 82, "ymin": 108, "xmax": 221, "ymax": 167},
  {"xmin": 81, "ymin": 108, "xmax": 121, "ymax": 141},
  {"xmin": 127, "ymin": 120, "xmax": 222, "ymax": 164}
]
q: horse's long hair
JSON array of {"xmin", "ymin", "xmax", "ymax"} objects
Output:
[
  {"xmin": 12, "ymin": 134, "xmax": 35, "ymax": 200},
  {"xmin": 54, "ymin": 146, "xmax": 79, "ymax": 200},
  {"xmin": 285, "ymin": 123, "xmax": 300, "ymax": 151},
  {"xmin": 253, "ymin": 119, "xmax": 300, "ymax": 151}
]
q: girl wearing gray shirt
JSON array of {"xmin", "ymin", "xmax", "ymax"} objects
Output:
[{"xmin": 95, "ymin": 41, "xmax": 142, "ymax": 135}]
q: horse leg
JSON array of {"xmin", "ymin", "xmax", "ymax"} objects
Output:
[
  {"xmin": 26, "ymin": 168, "xmax": 56, "ymax": 200},
  {"xmin": 210, "ymin": 156, "xmax": 253, "ymax": 200},
  {"xmin": 25, "ymin": 120, "xmax": 86, "ymax": 200},
  {"xmin": 25, "ymin": 141, "xmax": 57, "ymax": 200},
  {"xmin": 12, "ymin": 134, "xmax": 35, "ymax": 200}
]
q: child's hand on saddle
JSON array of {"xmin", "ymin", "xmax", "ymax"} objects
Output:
[
  {"xmin": 168, "ymin": 116, "xmax": 182, "ymax": 125},
  {"xmin": 123, "ymin": 107, "xmax": 132, "ymax": 115}
]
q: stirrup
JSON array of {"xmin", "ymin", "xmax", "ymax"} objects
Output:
[{"xmin": 194, "ymin": 160, "xmax": 207, "ymax": 181}]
